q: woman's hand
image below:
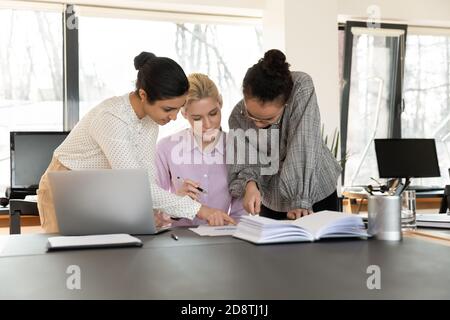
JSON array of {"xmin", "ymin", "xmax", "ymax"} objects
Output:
[
  {"xmin": 243, "ymin": 181, "xmax": 261, "ymax": 215},
  {"xmin": 176, "ymin": 178, "xmax": 201, "ymax": 201},
  {"xmin": 154, "ymin": 210, "xmax": 172, "ymax": 228},
  {"xmin": 287, "ymin": 208, "xmax": 313, "ymax": 220},
  {"xmin": 196, "ymin": 205, "xmax": 236, "ymax": 226}
]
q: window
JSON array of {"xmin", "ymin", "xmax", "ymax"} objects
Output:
[
  {"xmin": 0, "ymin": 7, "xmax": 63, "ymax": 194},
  {"xmin": 78, "ymin": 12, "xmax": 263, "ymax": 139},
  {"xmin": 340, "ymin": 22, "xmax": 406, "ymax": 187},
  {"xmin": 403, "ymin": 32, "xmax": 450, "ymax": 186},
  {"xmin": 0, "ymin": 3, "xmax": 262, "ymax": 195},
  {"xmin": 340, "ymin": 23, "xmax": 450, "ymax": 187}
]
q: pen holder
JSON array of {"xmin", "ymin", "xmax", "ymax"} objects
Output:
[{"xmin": 368, "ymin": 195, "xmax": 402, "ymax": 241}]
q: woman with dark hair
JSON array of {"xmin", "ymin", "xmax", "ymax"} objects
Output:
[
  {"xmin": 37, "ymin": 52, "xmax": 234, "ymax": 233},
  {"xmin": 228, "ymin": 49, "xmax": 341, "ymax": 220}
]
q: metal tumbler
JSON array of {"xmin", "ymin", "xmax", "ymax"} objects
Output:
[{"xmin": 368, "ymin": 195, "xmax": 402, "ymax": 241}]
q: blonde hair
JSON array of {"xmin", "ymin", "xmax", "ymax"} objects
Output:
[{"xmin": 185, "ymin": 73, "xmax": 223, "ymax": 109}]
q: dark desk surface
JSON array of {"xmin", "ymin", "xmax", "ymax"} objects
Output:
[{"xmin": 1, "ymin": 228, "xmax": 450, "ymax": 299}]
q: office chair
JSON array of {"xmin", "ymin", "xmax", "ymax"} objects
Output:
[
  {"xmin": 439, "ymin": 185, "xmax": 450, "ymax": 213},
  {"xmin": 9, "ymin": 199, "xmax": 39, "ymax": 234}
]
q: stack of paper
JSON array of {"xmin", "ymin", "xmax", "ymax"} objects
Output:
[
  {"xmin": 416, "ymin": 214, "xmax": 450, "ymax": 228},
  {"xmin": 189, "ymin": 225, "xmax": 237, "ymax": 236}
]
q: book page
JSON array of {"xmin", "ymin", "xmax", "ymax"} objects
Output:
[
  {"xmin": 292, "ymin": 211, "xmax": 346, "ymax": 231},
  {"xmin": 293, "ymin": 211, "xmax": 366, "ymax": 239},
  {"xmin": 233, "ymin": 216, "xmax": 314, "ymax": 243}
]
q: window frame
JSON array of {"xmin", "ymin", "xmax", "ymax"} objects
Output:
[
  {"xmin": 340, "ymin": 21, "xmax": 408, "ymax": 186},
  {"xmin": 63, "ymin": 4, "xmax": 79, "ymax": 130},
  {"xmin": 61, "ymin": 3, "xmax": 262, "ymax": 130},
  {"xmin": 1, "ymin": 2, "xmax": 262, "ymax": 132}
]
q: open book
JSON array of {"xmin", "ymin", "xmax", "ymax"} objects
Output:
[{"xmin": 233, "ymin": 211, "xmax": 369, "ymax": 244}]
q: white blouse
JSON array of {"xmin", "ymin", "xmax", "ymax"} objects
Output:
[{"xmin": 54, "ymin": 93, "xmax": 201, "ymax": 219}]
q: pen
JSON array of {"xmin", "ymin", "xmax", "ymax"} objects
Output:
[
  {"xmin": 171, "ymin": 233, "xmax": 178, "ymax": 241},
  {"xmin": 176, "ymin": 176, "xmax": 208, "ymax": 194}
]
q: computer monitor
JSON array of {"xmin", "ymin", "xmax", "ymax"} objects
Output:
[
  {"xmin": 10, "ymin": 131, "xmax": 69, "ymax": 196},
  {"xmin": 374, "ymin": 138, "xmax": 441, "ymax": 178}
]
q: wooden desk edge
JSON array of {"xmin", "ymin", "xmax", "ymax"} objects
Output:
[{"xmin": 404, "ymin": 230, "xmax": 450, "ymax": 247}]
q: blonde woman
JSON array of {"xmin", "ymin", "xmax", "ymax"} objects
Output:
[{"xmin": 155, "ymin": 73, "xmax": 246, "ymax": 226}]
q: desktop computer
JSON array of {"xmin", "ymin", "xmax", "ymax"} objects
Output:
[
  {"xmin": 374, "ymin": 138, "xmax": 441, "ymax": 193},
  {"xmin": 8, "ymin": 131, "xmax": 69, "ymax": 199}
]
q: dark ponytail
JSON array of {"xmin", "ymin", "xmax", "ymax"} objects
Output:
[
  {"xmin": 243, "ymin": 49, "xmax": 293, "ymax": 104},
  {"xmin": 134, "ymin": 52, "xmax": 189, "ymax": 103}
]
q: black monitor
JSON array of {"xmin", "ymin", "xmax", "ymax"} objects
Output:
[
  {"xmin": 374, "ymin": 138, "xmax": 441, "ymax": 178},
  {"xmin": 10, "ymin": 131, "xmax": 69, "ymax": 196}
]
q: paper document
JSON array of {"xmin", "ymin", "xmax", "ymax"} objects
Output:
[
  {"xmin": 24, "ymin": 195, "xmax": 38, "ymax": 202},
  {"xmin": 190, "ymin": 225, "xmax": 237, "ymax": 236},
  {"xmin": 0, "ymin": 236, "xmax": 9, "ymax": 254},
  {"xmin": 47, "ymin": 234, "xmax": 143, "ymax": 251}
]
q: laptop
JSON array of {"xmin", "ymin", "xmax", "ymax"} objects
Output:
[{"xmin": 48, "ymin": 169, "xmax": 169, "ymax": 236}]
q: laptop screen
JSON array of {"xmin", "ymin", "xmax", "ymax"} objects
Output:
[
  {"xmin": 10, "ymin": 131, "xmax": 69, "ymax": 190},
  {"xmin": 374, "ymin": 139, "xmax": 441, "ymax": 178}
]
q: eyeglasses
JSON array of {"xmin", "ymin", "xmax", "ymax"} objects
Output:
[{"xmin": 240, "ymin": 100, "xmax": 286, "ymax": 126}]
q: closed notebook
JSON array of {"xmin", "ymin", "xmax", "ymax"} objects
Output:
[
  {"xmin": 416, "ymin": 214, "xmax": 450, "ymax": 228},
  {"xmin": 233, "ymin": 211, "xmax": 369, "ymax": 244},
  {"xmin": 47, "ymin": 234, "xmax": 143, "ymax": 251}
]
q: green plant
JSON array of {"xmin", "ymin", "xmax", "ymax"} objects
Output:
[{"xmin": 321, "ymin": 124, "xmax": 347, "ymax": 168}]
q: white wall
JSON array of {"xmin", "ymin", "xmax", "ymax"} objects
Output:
[
  {"xmin": 34, "ymin": 0, "xmax": 264, "ymax": 17},
  {"xmin": 338, "ymin": 0, "xmax": 450, "ymax": 27},
  {"xmin": 285, "ymin": 0, "xmax": 339, "ymax": 137},
  {"xmin": 262, "ymin": 0, "xmax": 285, "ymax": 51},
  {"xmin": 263, "ymin": 0, "xmax": 340, "ymax": 138}
]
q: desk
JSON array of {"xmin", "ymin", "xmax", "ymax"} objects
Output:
[
  {"xmin": 0, "ymin": 201, "xmax": 41, "ymax": 230},
  {"xmin": 1, "ymin": 228, "xmax": 450, "ymax": 299},
  {"xmin": 343, "ymin": 189, "xmax": 444, "ymax": 213},
  {"xmin": 343, "ymin": 188, "xmax": 444, "ymax": 199},
  {"xmin": 0, "ymin": 206, "xmax": 8, "ymax": 214}
]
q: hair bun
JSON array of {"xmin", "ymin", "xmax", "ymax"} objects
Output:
[
  {"xmin": 134, "ymin": 52, "xmax": 157, "ymax": 70},
  {"xmin": 261, "ymin": 49, "xmax": 289, "ymax": 76}
]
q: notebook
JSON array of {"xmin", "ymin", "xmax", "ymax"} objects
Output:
[
  {"xmin": 47, "ymin": 234, "xmax": 143, "ymax": 251},
  {"xmin": 233, "ymin": 211, "xmax": 369, "ymax": 244},
  {"xmin": 416, "ymin": 214, "xmax": 450, "ymax": 228}
]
